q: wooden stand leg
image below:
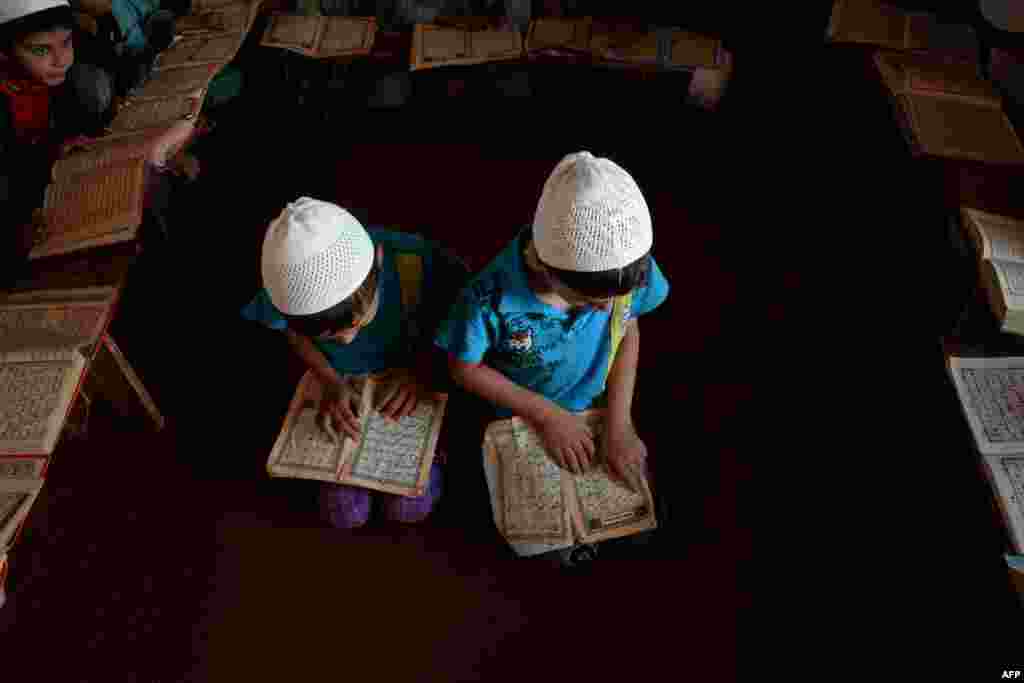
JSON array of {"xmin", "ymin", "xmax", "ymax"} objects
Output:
[
  {"xmin": 63, "ymin": 386, "xmax": 91, "ymax": 442},
  {"xmin": 0, "ymin": 555, "xmax": 7, "ymax": 609},
  {"xmin": 83, "ymin": 333, "xmax": 166, "ymax": 431}
]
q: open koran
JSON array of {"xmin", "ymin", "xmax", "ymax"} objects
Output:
[
  {"xmin": 482, "ymin": 411, "xmax": 656, "ymax": 556},
  {"xmin": 103, "ymin": 94, "xmax": 201, "ymax": 140},
  {"xmin": 827, "ymin": 0, "xmax": 978, "ymax": 58},
  {"xmin": 48, "ymin": 119, "xmax": 197, "ymax": 183},
  {"xmin": 525, "ymin": 17, "xmax": 593, "ymax": 56},
  {"xmin": 0, "ymin": 286, "xmax": 117, "ymax": 352},
  {"xmin": 32, "ymin": 155, "xmax": 146, "ymax": 260},
  {"xmin": 874, "ymin": 52, "xmax": 998, "ymax": 104},
  {"xmin": 666, "ymin": 29, "xmax": 723, "ymax": 70},
  {"xmin": 48, "ymin": 131, "xmax": 155, "ymax": 181},
  {"xmin": 175, "ymin": 1, "xmax": 254, "ymax": 38},
  {"xmin": 957, "ymin": 207, "xmax": 1024, "ymax": 336},
  {"xmin": 261, "ymin": 14, "xmax": 322, "ymax": 52},
  {"xmin": 410, "ymin": 22, "xmax": 523, "ymax": 70},
  {"xmin": 261, "ymin": 14, "xmax": 376, "ymax": 58},
  {"xmin": 153, "ymin": 33, "xmax": 244, "ymax": 70},
  {"xmin": 873, "ymin": 53, "xmax": 1024, "ymax": 164},
  {"xmin": 589, "ymin": 21, "xmax": 723, "ymax": 71},
  {"xmin": 267, "ymin": 371, "xmax": 446, "ymax": 497},
  {"xmin": 318, "ymin": 16, "xmax": 377, "ymax": 58},
  {"xmin": 0, "ymin": 456, "xmax": 48, "ymax": 480},
  {"xmin": 0, "ymin": 478, "xmax": 43, "ymax": 553},
  {"xmin": 947, "ymin": 356, "xmax": 1024, "ymax": 555},
  {"xmin": 130, "ymin": 63, "xmax": 216, "ymax": 101},
  {"xmin": 0, "ymin": 348, "xmax": 86, "ymax": 457}
]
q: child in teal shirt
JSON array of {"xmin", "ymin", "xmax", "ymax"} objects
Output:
[
  {"xmin": 243, "ymin": 197, "xmax": 468, "ymax": 528},
  {"xmin": 436, "ymin": 151, "xmax": 669, "ymax": 564}
]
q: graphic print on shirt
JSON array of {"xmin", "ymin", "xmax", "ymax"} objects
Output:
[
  {"xmin": 490, "ymin": 314, "xmax": 565, "ymax": 390},
  {"xmin": 499, "ymin": 322, "xmax": 541, "ymax": 369}
]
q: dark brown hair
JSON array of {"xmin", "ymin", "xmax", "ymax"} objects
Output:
[{"xmin": 283, "ymin": 260, "xmax": 380, "ymax": 338}]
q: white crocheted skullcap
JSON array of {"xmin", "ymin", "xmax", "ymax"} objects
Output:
[
  {"xmin": 0, "ymin": 1, "xmax": 69, "ymax": 25},
  {"xmin": 532, "ymin": 151, "xmax": 652, "ymax": 272},
  {"xmin": 261, "ymin": 197, "xmax": 375, "ymax": 316}
]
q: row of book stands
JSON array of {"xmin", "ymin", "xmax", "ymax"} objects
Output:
[
  {"xmin": 827, "ymin": 1, "xmax": 1024, "ymax": 603},
  {"xmin": 257, "ymin": 12, "xmax": 728, "ymax": 72},
  {"xmin": 252, "ymin": 13, "xmax": 732, "ymax": 114},
  {"xmin": 0, "ymin": 0, "xmax": 268, "ymax": 604}
]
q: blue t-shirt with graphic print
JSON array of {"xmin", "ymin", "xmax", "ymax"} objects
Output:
[
  {"xmin": 435, "ymin": 230, "xmax": 669, "ymax": 417},
  {"xmin": 241, "ymin": 229, "xmax": 459, "ymax": 376}
]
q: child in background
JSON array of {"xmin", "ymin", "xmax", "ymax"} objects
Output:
[
  {"xmin": 1, "ymin": 0, "xmax": 115, "ymax": 285},
  {"xmin": 242, "ymin": 197, "xmax": 469, "ymax": 529},
  {"xmin": 435, "ymin": 151, "xmax": 669, "ymax": 566}
]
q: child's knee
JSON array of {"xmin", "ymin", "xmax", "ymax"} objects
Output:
[
  {"xmin": 319, "ymin": 484, "xmax": 371, "ymax": 529},
  {"xmin": 382, "ymin": 463, "xmax": 443, "ymax": 523}
]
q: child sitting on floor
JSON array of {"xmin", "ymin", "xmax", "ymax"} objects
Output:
[
  {"xmin": 242, "ymin": 197, "xmax": 469, "ymax": 528},
  {"xmin": 435, "ymin": 151, "xmax": 669, "ymax": 567},
  {"xmin": 1, "ymin": 0, "xmax": 116, "ymax": 285}
]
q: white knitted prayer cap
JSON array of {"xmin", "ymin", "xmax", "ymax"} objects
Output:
[
  {"xmin": 261, "ymin": 197, "xmax": 375, "ymax": 316},
  {"xmin": 0, "ymin": 1, "xmax": 69, "ymax": 25},
  {"xmin": 532, "ymin": 151, "xmax": 652, "ymax": 272}
]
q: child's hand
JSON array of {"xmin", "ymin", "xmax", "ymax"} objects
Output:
[
  {"xmin": 59, "ymin": 135, "xmax": 95, "ymax": 158},
  {"xmin": 319, "ymin": 378, "xmax": 362, "ymax": 443},
  {"xmin": 536, "ymin": 409, "xmax": 596, "ymax": 475},
  {"xmin": 599, "ymin": 422, "xmax": 647, "ymax": 493},
  {"xmin": 375, "ymin": 369, "xmax": 425, "ymax": 422}
]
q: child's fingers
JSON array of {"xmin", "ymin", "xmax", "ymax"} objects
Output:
[
  {"xmin": 379, "ymin": 387, "xmax": 406, "ymax": 419},
  {"xmin": 578, "ymin": 436, "xmax": 595, "ymax": 469},
  {"xmin": 318, "ymin": 412, "xmax": 341, "ymax": 444},
  {"xmin": 347, "ymin": 394, "xmax": 361, "ymax": 418},
  {"xmin": 549, "ymin": 448, "xmax": 570, "ymax": 473},
  {"xmin": 375, "ymin": 383, "xmax": 400, "ymax": 411},
  {"xmin": 394, "ymin": 391, "xmax": 418, "ymax": 420},
  {"xmin": 564, "ymin": 446, "xmax": 583, "ymax": 475},
  {"xmin": 608, "ymin": 456, "xmax": 633, "ymax": 491},
  {"xmin": 334, "ymin": 413, "xmax": 361, "ymax": 442},
  {"xmin": 333, "ymin": 403, "xmax": 362, "ymax": 442}
]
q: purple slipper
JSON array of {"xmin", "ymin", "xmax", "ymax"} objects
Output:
[
  {"xmin": 381, "ymin": 461, "xmax": 444, "ymax": 524},
  {"xmin": 320, "ymin": 483, "xmax": 372, "ymax": 529}
]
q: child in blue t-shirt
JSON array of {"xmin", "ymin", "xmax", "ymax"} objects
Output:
[
  {"xmin": 242, "ymin": 197, "xmax": 468, "ymax": 529},
  {"xmin": 435, "ymin": 151, "xmax": 669, "ymax": 564}
]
